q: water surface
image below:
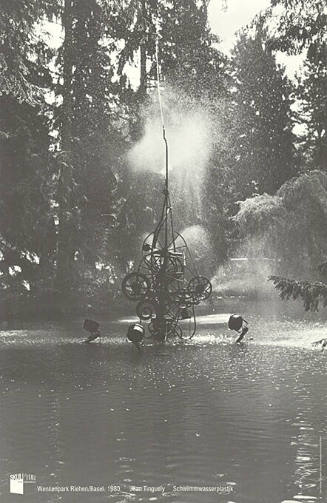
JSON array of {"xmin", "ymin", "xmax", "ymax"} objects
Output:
[{"xmin": 0, "ymin": 314, "xmax": 326, "ymax": 503}]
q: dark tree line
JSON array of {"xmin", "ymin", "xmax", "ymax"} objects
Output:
[{"xmin": 1, "ymin": 0, "xmax": 326, "ymax": 318}]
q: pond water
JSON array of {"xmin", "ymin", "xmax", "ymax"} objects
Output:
[{"xmin": 0, "ymin": 312, "xmax": 326, "ymax": 503}]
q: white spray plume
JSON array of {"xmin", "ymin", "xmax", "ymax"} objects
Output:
[
  {"xmin": 128, "ymin": 110, "xmax": 210, "ymax": 176},
  {"xmin": 127, "ymin": 87, "xmax": 214, "ymax": 221}
]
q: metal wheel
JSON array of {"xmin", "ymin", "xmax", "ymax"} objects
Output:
[
  {"xmin": 122, "ymin": 272, "xmax": 150, "ymax": 301},
  {"xmin": 188, "ymin": 276, "xmax": 212, "ymax": 302}
]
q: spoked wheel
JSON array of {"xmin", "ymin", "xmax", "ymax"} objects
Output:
[
  {"xmin": 122, "ymin": 272, "xmax": 150, "ymax": 301},
  {"xmin": 138, "ymin": 254, "xmax": 183, "ymax": 284},
  {"xmin": 188, "ymin": 276, "xmax": 212, "ymax": 302}
]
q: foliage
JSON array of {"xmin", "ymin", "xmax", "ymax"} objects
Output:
[
  {"xmin": 235, "ymin": 193, "xmax": 286, "ymax": 236},
  {"xmin": 0, "ymin": 96, "xmax": 54, "ymax": 313},
  {"xmin": 269, "ymin": 275, "xmax": 327, "ymax": 311},
  {"xmin": 234, "ymin": 170, "xmax": 327, "ymax": 274},
  {"xmin": 267, "ymin": 1, "xmax": 327, "ymax": 172},
  {"xmin": 268, "ymin": 0, "xmax": 327, "ymax": 56},
  {"xmin": 158, "ymin": 0, "xmax": 229, "ymax": 99},
  {"xmin": 228, "ymin": 21, "xmax": 297, "ymax": 195},
  {"xmin": 0, "ymin": 0, "xmax": 58, "ymax": 104},
  {"xmin": 295, "ymin": 48, "xmax": 327, "ymax": 170},
  {"xmin": 266, "ymin": 0, "xmax": 327, "ymax": 311}
]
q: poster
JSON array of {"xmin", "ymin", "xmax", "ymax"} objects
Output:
[{"xmin": 0, "ymin": 1, "xmax": 326, "ymax": 502}]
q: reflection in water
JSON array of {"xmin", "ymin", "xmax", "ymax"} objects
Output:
[{"xmin": 0, "ymin": 317, "xmax": 326, "ymax": 503}]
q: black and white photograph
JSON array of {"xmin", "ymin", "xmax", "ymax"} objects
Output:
[{"xmin": 0, "ymin": 0, "xmax": 326, "ymax": 502}]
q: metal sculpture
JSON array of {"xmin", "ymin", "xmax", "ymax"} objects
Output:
[
  {"xmin": 122, "ymin": 196, "xmax": 212, "ymax": 341},
  {"xmin": 121, "ymin": 36, "xmax": 212, "ymax": 342}
]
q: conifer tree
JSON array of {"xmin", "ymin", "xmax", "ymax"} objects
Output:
[
  {"xmin": 296, "ymin": 51, "xmax": 327, "ymax": 171},
  {"xmin": 229, "ymin": 22, "xmax": 296, "ymax": 196},
  {"xmin": 53, "ymin": 0, "xmax": 123, "ymax": 304},
  {"xmin": 0, "ymin": 0, "xmax": 57, "ymax": 317}
]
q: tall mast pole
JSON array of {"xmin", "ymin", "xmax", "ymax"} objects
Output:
[
  {"xmin": 156, "ymin": 30, "xmax": 170, "ymax": 338},
  {"xmin": 163, "ymin": 126, "xmax": 168, "ymax": 249},
  {"xmin": 155, "ymin": 32, "xmax": 168, "ymax": 243}
]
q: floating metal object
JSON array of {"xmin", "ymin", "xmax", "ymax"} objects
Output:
[
  {"xmin": 83, "ymin": 319, "xmax": 100, "ymax": 333},
  {"xmin": 83, "ymin": 319, "xmax": 101, "ymax": 343},
  {"xmin": 228, "ymin": 314, "xmax": 249, "ymax": 343},
  {"xmin": 228, "ymin": 314, "xmax": 243, "ymax": 332},
  {"xmin": 127, "ymin": 322, "xmax": 145, "ymax": 344}
]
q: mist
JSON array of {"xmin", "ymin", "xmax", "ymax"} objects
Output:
[{"xmin": 127, "ymin": 87, "xmax": 213, "ymax": 221}]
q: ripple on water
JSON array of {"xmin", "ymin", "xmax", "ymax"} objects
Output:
[{"xmin": 0, "ymin": 317, "xmax": 326, "ymax": 503}]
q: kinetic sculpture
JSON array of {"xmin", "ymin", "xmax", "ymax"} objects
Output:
[
  {"xmin": 121, "ymin": 192, "xmax": 212, "ymax": 341},
  {"xmin": 121, "ymin": 37, "xmax": 212, "ymax": 342}
]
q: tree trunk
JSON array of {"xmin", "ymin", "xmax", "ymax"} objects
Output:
[
  {"xmin": 139, "ymin": 0, "xmax": 147, "ymax": 96},
  {"xmin": 55, "ymin": 0, "xmax": 75, "ymax": 304},
  {"xmin": 62, "ymin": 0, "xmax": 73, "ymax": 148}
]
